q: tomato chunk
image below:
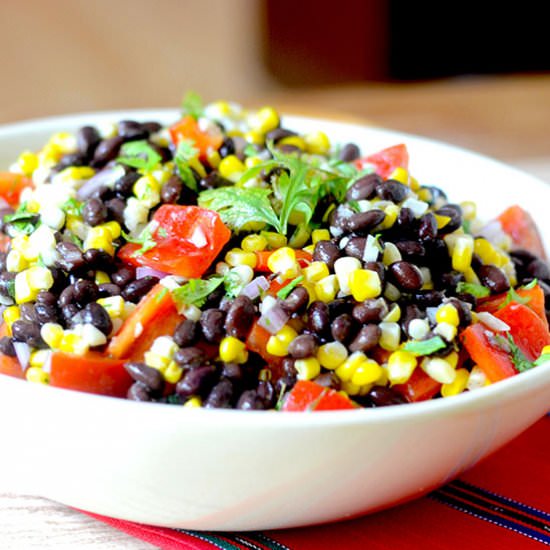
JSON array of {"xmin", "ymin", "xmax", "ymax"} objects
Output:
[
  {"xmin": 119, "ymin": 205, "xmax": 231, "ymax": 278},
  {"xmin": 354, "ymin": 144, "xmax": 409, "ymax": 179},
  {"xmin": 169, "ymin": 116, "xmax": 224, "ymax": 159},
  {"xmin": 282, "ymin": 380, "xmax": 356, "ymax": 411},
  {"xmin": 393, "ymin": 367, "xmax": 440, "ymax": 403},
  {"xmin": 245, "ymin": 321, "xmax": 284, "ymax": 379},
  {"xmin": 49, "ymin": 352, "xmax": 132, "ymax": 397},
  {"xmin": 0, "ymin": 172, "xmax": 33, "ymax": 207},
  {"xmin": 497, "ymin": 205, "xmax": 546, "ymax": 259},
  {"xmin": 0, "ymin": 324, "xmax": 24, "ymax": 379}
]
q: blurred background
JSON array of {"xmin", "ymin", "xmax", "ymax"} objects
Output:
[{"xmin": 1, "ymin": 0, "xmax": 550, "ymax": 171}]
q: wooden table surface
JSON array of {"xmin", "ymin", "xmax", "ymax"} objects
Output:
[{"xmin": 2, "ymin": 74, "xmax": 550, "ymax": 549}]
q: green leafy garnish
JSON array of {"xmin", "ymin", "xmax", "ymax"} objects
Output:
[
  {"xmin": 61, "ymin": 197, "xmax": 82, "ymax": 217},
  {"xmin": 171, "ymin": 275, "xmax": 225, "ymax": 308},
  {"xmin": 462, "ymin": 219, "xmax": 472, "ymax": 234},
  {"xmin": 244, "ymin": 143, "xmax": 258, "ymax": 157},
  {"xmin": 122, "ymin": 225, "xmax": 158, "ymax": 256},
  {"xmin": 499, "ymin": 286, "xmax": 532, "ymax": 309},
  {"xmin": 522, "ymin": 278, "xmax": 538, "ymax": 290},
  {"xmin": 403, "ymin": 336, "xmax": 447, "ymax": 356},
  {"xmin": 3, "ymin": 202, "xmax": 39, "ymax": 235},
  {"xmin": 181, "ymin": 91, "xmax": 204, "ymax": 120},
  {"xmin": 534, "ymin": 353, "xmax": 550, "ymax": 366},
  {"xmin": 274, "ymin": 382, "xmax": 287, "ymax": 411},
  {"xmin": 117, "ymin": 140, "xmax": 161, "ymax": 171},
  {"xmin": 277, "ymin": 275, "xmax": 304, "ymax": 300},
  {"xmin": 456, "ymin": 282, "xmax": 490, "ymax": 298},
  {"xmin": 174, "ymin": 139, "xmax": 199, "ymax": 192},
  {"xmin": 495, "ymin": 333, "xmax": 534, "ymax": 373}
]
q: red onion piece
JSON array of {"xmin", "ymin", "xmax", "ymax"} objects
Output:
[
  {"xmin": 136, "ymin": 266, "xmax": 169, "ymax": 280},
  {"xmin": 258, "ymin": 302, "xmax": 289, "ymax": 335},
  {"xmin": 13, "ymin": 341, "xmax": 31, "ymax": 370},
  {"xmin": 477, "ymin": 312, "xmax": 510, "ymax": 332},
  {"xmin": 240, "ymin": 276, "xmax": 270, "ymax": 299},
  {"xmin": 76, "ymin": 166, "xmax": 125, "ymax": 200}
]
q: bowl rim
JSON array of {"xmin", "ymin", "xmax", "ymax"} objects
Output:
[{"xmin": 1, "ymin": 109, "xmax": 549, "ymax": 428}]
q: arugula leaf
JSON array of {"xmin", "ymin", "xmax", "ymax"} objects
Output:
[
  {"xmin": 181, "ymin": 91, "xmax": 204, "ymax": 120},
  {"xmin": 117, "ymin": 140, "xmax": 161, "ymax": 171},
  {"xmin": 277, "ymin": 275, "xmax": 304, "ymax": 300},
  {"xmin": 456, "ymin": 281, "xmax": 490, "ymax": 298},
  {"xmin": 403, "ymin": 336, "xmax": 447, "ymax": 356},
  {"xmin": 495, "ymin": 333, "xmax": 534, "ymax": 372},
  {"xmin": 174, "ymin": 139, "xmax": 199, "ymax": 192},
  {"xmin": 122, "ymin": 225, "xmax": 158, "ymax": 256},
  {"xmin": 198, "ymin": 187, "xmax": 281, "ymax": 232},
  {"xmin": 171, "ymin": 275, "xmax": 225, "ymax": 308}
]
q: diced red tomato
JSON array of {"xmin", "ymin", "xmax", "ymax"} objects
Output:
[
  {"xmin": 0, "ymin": 323, "xmax": 24, "ymax": 379},
  {"xmin": 49, "ymin": 352, "xmax": 132, "ymax": 397},
  {"xmin": 169, "ymin": 116, "xmax": 224, "ymax": 160},
  {"xmin": 393, "ymin": 367, "xmax": 440, "ymax": 402},
  {"xmin": 497, "ymin": 205, "xmax": 546, "ymax": 260},
  {"xmin": 118, "ymin": 205, "xmax": 230, "ymax": 278},
  {"xmin": 477, "ymin": 283, "xmax": 548, "ymax": 331},
  {"xmin": 0, "ymin": 172, "xmax": 33, "ymax": 207},
  {"xmin": 254, "ymin": 249, "xmax": 313, "ymax": 272},
  {"xmin": 493, "ymin": 303, "xmax": 550, "ymax": 361},
  {"xmin": 354, "ymin": 144, "xmax": 409, "ymax": 179},
  {"xmin": 282, "ymin": 380, "xmax": 356, "ymax": 411},
  {"xmin": 460, "ymin": 323, "xmax": 517, "ymax": 382},
  {"xmin": 107, "ymin": 284, "xmax": 182, "ymax": 360},
  {"xmin": 245, "ymin": 321, "xmax": 284, "ymax": 379}
]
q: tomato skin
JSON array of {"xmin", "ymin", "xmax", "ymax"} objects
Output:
[
  {"xmin": 245, "ymin": 321, "xmax": 284, "ymax": 379},
  {"xmin": 49, "ymin": 352, "xmax": 132, "ymax": 397},
  {"xmin": 0, "ymin": 324, "xmax": 24, "ymax": 379},
  {"xmin": 119, "ymin": 205, "xmax": 231, "ymax": 278},
  {"xmin": 393, "ymin": 367, "xmax": 440, "ymax": 403},
  {"xmin": 0, "ymin": 172, "xmax": 33, "ymax": 207},
  {"xmin": 169, "ymin": 116, "xmax": 223, "ymax": 159},
  {"xmin": 282, "ymin": 380, "xmax": 356, "ymax": 411},
  {"xmin": 354, "ymin": 144, "xmax": 409, "ymax": 179},
  {"xmin": 497, "ymin": 205, "xmax": 546, "ymax": 260}
]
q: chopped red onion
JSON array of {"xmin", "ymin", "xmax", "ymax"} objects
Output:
[
  {"xmin": 76, "ymin": 165, "xmax": 125, "ymax": 200},
  {"xmin": 136, "ymin": 266, "xmax": 169, "ymax": 280},
  {"xmin": 479, "ymin": 220, "xmax": 507, "ymax": 246},
  {"xmin": 477, "ymin": 311, "xmax": 510, "ymax": 332},
  {"xmin": 240, "ymin": 276, "xmax": 270, "ymax": 299},
  {"xmin": 258, "ymin": 302, "xmax": 289, "ymax": 334},
  {"xmin": 13, "ymin": 341, "xmax": 31, "ymax": 370}
]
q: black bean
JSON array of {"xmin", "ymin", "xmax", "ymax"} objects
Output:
[
  {"xmin": 349, "ymin": 324, "xmax": 381, "ymax": 352},
  {"xmin": 122, "ymin": 276, "xmax": 158, "ymax": 303},
  {"xmin": 224, "ymin": 296, "xmax": 255, "ymax": 339},
  {"xmin": 104, "ymin": 198, "xmax": 126, "ymax": 225},
  {"xmin": 527, "ymin": 259, "xmax": 550, "ymax": 280},
  {"xmin": 92, "ymin": 136, "xmax": 124, "ymax": 167},
  {"xmin": 58, "ymin": 285, "xmax": 76, "ymax": 307},
  {"xmin": 11, "ymin": 320, "xmax": 45, "ymax": 348},
  {"xmin": 257, "ymin": 380, "xmax": 275, "ymax": 408},
  {"xmin": 174, "ymin": 346, "xmax": 206, "ymax": 369},
  {"xmin": 396, "ymin": 207, "xmax": 415, "ymax": 232},
  {"xmin": 73, "ymin": 279, "xmax": 99, "ymax": 307},
  {"xmin": 141, "ymin": 121, "xmax": 162, "ymax": 135},
  {"xmin": 395, "ymin": 240, "xmax": 425, "ymax": 261},
  {"xmin": 55, "ymin": 242, "xmax": 85, "ymax": 272},
  {"xmin": 218, "ymin": 137, "xmax": 236, "ymax": 157},
  {"xmin": 160, "ymin": 175, "xmax": 183, "ymax": 204},
  {"xmin": 55, "ymin": 152, "xmax": 88, "ymax": 171},
  {"xmin": 19, "ymin": 302, "xmax": 38, "ymax": 322},
  {"xmin": 82, "ymin": 248, "xmax": 114, "ymax": 271},
  {"xmin": 313, "ymin": 240, "xmax": 340, "ymax": 269},
  {"xmin": 344, "ymin": 237, "xmax": 367, "ymax": 260},
  {"xmin": 278, "ymin": 357, "xmax": 297, "ymax": 389},
  {"xmin": 204, "ymin": 379, "xmax": 233, "ymax": 408},
  {"xmin": 80, "ymin": 302, "xmax": 112, "ymax": 335},
  {"xmin": 364, "ymin": 261, "xmax": 386, "ymax": 286},
  {"xmin": 82, "ymin": 198, "xmax": 107, "ymax": 227},
  {"xmin": 456, "ymin": 292, "xmax": 478, "ymax": 309},
  {"xmin": 328, "ymin": 298, "xmax": 353, "ymax": 318},
  {"xmin": 277, "ymin": 144, "xmax": 301, "ymax": 155},
  {"xmin": 0, "ymin": 336, "xmax": 16, "ymax": 357},
  {"xmin": 176, "ymin": 365, "xmax": 217, "ymax": 397},
  {"xmin": 425, "ymin": 239, "xmax": 452, "ymax": 272},
  {"xmin": 221, "ymin": 362, "xmax": 243, "ymax": 383},
  {"xmin": 313, "ymin": 372, "xmax": 341, "ymax": 390},
  {"xmin": 413, "ymin": 290, "xmax": 445, "ymax": 308},
  {"xmin": 198, "ymin": 172, "xmax": 230, "ymax": 190},
  {"xmin": 0, "ymin": 272, "xmax": 15, "ymax": 302},
  {"xmin": 365, "ymin": 386, "xmax": 408, "ymax": 407},
  {"xmin": 112, "ymin": 266, "xmax": 135, "ymax": 287},
  {"xmin": 281, "ymin": 287, "xmax": 309, "ymax": 316},
  {"xmin": 331, "ymin": 313, "xmax": 355, "ymax": 343},
  {"xmin": 330, "ymin": 205, "xmax": 355, "ymax": 229},
  {"xmin": 346, "ymin": 209, "xmax": 385, "ymax": 234},
  {"xmin": 125, "ymin": 362, "xmax": 165, "ymax": 393},
  {"xmin": 423, "ymin": 185, "xmax": 448, "ymax": 205},
  {"xmin": 36, "ymin": 291, "xmax": 57, "ymax": 307},
  {"xmin": 114, "ymin": 171, "xmax": 140, "ymax": 198},
  {"xmin": 288, "ymin": 334, "xmax": 317, "ymax": 358},
  {"xmin": 437, "ymin": 270, "xmax": 465, "ymax": 292},
  {"xmin": 352, "ymin": 299, "xmax": 387, "ymax": 324},
  {"xmin": 173, "ymin": 319, "xmax": 200, "ymax": 348},
  {"xmin": 118, "ymin": 120, "xmax": 148, "ymax": 141},
  {"xmin": 389, "ymin": 261, "xmax": 423, "ymax": 291},
  {"xmin": 98, "ymin": 283, "xmax": 121, "ymax": 298},
  {"xmin": 34, "ymin": 302, "xmax": 59, "ymax": 325},
  {"xmin": 435, "ymin": 204, "xmax": 462, "ymax": 234},
  {"xmin": 375, "ymin": 180, "xmax": 408, "ymax": 203},
  {"xmin": 447, "ymin": 297, "xmax": 473, "ymax": 326},
  {"xmin": 77, "ymin": 126, "xmax": 101, "ymax": 158},
  {"xmin": 478, "ymin": 265, "xmax": 510, "ymax": 294},
  {"xmin": 346, "ymin": 173, "xmax": 381, "ymax": 201},
  {"xmin": 200, "ymin": 308, "xmax": 226, "ymax": 343},
  {"xmin": 510, "ymin": 249, "xmax": 537, "ymax": 265},
  {"xmin": 265, "ymin": 128, "xmax": 297, "ymax": 142},
  {"xmin": 127, "ymin": 382, "xmax": 152, "ymax": 401},
  {"xmin": 339, "ymin": 142, "xmax": 360, "ymax": 162},
  {"xmin": 417, "ymin": 213, "xmax": 438, "ymax": 241},
  {"xmin": 0, "ymin": 252, "xmax": 7, "ymax": 272},
  {"xmin": 237, "ymin": 390, "xmax": 267, "ymax": 410},
  {"xmin": 49, "ymin": 267, "xmax": 69, "ymax": 295},
  {"xmin": 401, "ymin": 304, "xmax": 425, "ymax": 334},
  {"xmin": 61, "ymin": 304, "xmax": 80, "ymax": 324},
  {"xmin": 307, "ymin": 301, "xmax": 331, "ymax": 337}
]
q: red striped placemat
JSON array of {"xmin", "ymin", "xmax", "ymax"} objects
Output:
[{"xmin": 86, "ymin": 416, "xmax": 550, "ymax": 549}]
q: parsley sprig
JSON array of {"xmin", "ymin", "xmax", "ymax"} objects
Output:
[{"xmin": 117, "ymin": 140, "xmax": 161, "ymax": 171}]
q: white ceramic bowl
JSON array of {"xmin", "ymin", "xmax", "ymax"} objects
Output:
[{"xmin": 0, "ymin": 111, "xmax": 549, "ymax": 531}]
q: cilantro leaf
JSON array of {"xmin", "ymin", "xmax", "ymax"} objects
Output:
[
  {"xmin": 499, "ymin": 286, "xmax": 531, "ymax": 309},
  {"xmin": 3, "ymin": 203, "xmax": 39, "ymax": 236},
  {"xmin": 456, "ymin": 282, "xmax": 490, "ymax": 298},
  {"xmin": 61, "ymin": 197, "xmax": 82, "ymax": 217},
  {"xmin": 122, "ymin": 225, "xmax": 158, "ymax": 256},
  {"xmin": 117, "ymin": 140, "xmax": 162, "ymax": 171},
  {"xmin": 181, "ymin": 91, "xmax": 204, "ymax": 120},
  {"xmin": 534, "ymin": 353, "xmax": 550, "ymax": 366},
  {"xmin": 495, "ymin": 333, "xmax": 534, "ymax": 372},
  {"xmin": 522, "ymin": 278, "xmax": 538, "ymax": 290},
  {"xmin": 174, "ymin": 139, "xmax": 199, "ymax": 192},
  {"xmin": 403, "ymin": 336, "xmax": 447, "ymax": 356},
  {"xmin": 198, "ymin": 186, "xmax": 281, "ymax": 232},
  {"xmin": 171, "ymin": 276, "xmax": 225, "ymax": 308},
  {"xmin": 277, "ymin": 275, "xmax": 304, "ymax": 300},
  {"xmin": 244, "ymin": 143, "xmax": 258, "ymax": 157}
]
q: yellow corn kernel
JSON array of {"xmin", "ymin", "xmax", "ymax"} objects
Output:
[
  {"xmin": 417, "ymin": 187, "xmax": 432, "ymax": 202},
  {"xmin": 382, "ymin": 303, "xmax": 401, "ymax": 323},
  {"xmin": 314, "ymin": 274, "xmax": 339, "ymax": 303},
  {"xmin": 541, "ymin": 345, "xmax": 550, "ymax": 356},
  {"xmin": 460, "ymin": 200, "xmax": 477, "ymax": 221},
  {"xmin": 421, "ymin": 357, "xmax": 456, "ymax": 384},
  {"xmin": 258, "ymin": 367, "xmax": 271, "ymax": 382},
  {"xmin": 97, "ymin": 296, "xmax": 125, "ymax": 318},
  {"xmin": 302, "ymin": 244, "xmax": 315, "ymax": 255},
  {"xmin": 95, "ymin": 271, "xmax": 110, "ymax": 285},
  {"xmin": 144, "ymin": 351, "xmax": 170, "ymax": 371},
  {"xmin": 225, "ymin": 248, "xmax": 258, "ymax": 269},
  {"xmin": 14, "ymin": 271, "xmax": 34, "ymax": 304},
  {"xmin": 267, "ymin": 247, "xmax": 299, "ymax": 279},
  {"xmin": 302, "ymin": 261, "xmax": 330, "ymax": 283},
  {"xmin": 261, "ymin": 231, "xmax": 287, "ymax": 249},
  {"xmin": 294, "ymin": 357, "xmax": 321, "ymax": 381},
  {"xmin": 219, "ymin": 336, "xmax": 247, "ymax": 363},
  {"xmin": 303, "ymin": 131, "xmax": 330, "ymax": 155},
  {"xmin": 101, "ymin": 221, "xmax": 122, "ymax": 240},
  {"xmin": 187, "ymin": 157, "xmax": 207, "ymax": 179},
  {"xmin": 382, "ymin": 242, "xmax": 402, "ymax": 266},
  {"xmin": 243, "ymin": 130, "xmax": 264, "ymax": 145},
  {"xmin": 278, "ymin": 136, "xmax": 306, "ymax": 150},
  {"xmin": 40, "ymin": 323, "xmax": 64, "ymax": 349},
  {"xmin": 3, "ymin": 306, "xmax": 20, "ymax": 332},
  {"xmin": 29, "ymin": 349, "xmax": 51, "ymax": 368},
  {"xmin": 452, "ymin": 235, "xmax": 474, "ymax": 272},
  {"xmin": 351, "ymin": 359, "xmax": 383, "ymax": 387},
  {"xmin": 335, "ymin": 351, "xmax": 366, "ymax": 382},
  {"xmin": 219, "ymin": 155, "xmax": 245, "ymax": 182},
  {"xmin": 244, "ymin": 156, "xmax": 262, "ymax": 169},
  {"xmin": 378, "ymin": 322, "xmax": 401, "ymax": 351},
  {"xmin": 252, "ymin": 106, "xmax": 279, "ymax": 134},
  {"xmin": 133, "ymin": 175, "xmax": 161, "ymax": 207},
  {"xmin": 435, "ymin": 303, "xmax": 460, "ymax": 327},
  {"xmin": 464, "ymin": 267, "xmax": 481, "ymax": 285},
  {"xmin": 266, "ymin": 325, "xmax": 298, "ymax": 357},
  {"xmin": 58, "ymin": 332, "xmax": 89, "ymax": 355},
  {"xmin": 206, "ymin": 149, "xmax": 221, "ymax": 169},
  {"xmin": 340, "ymin": 380, "xmax": 361, "ymax": 396},
  {"xmin": 6, "ymin": 250, "xmax": 29, "ymax": 272},
  {"xmin": 445, "ymin": 351, "xmax": 459, "ymax": 369},
  {"xmin": 474, "ymin": 238, "xmax": 498, "ymax": 265},
  {"xmin": 84, "ymin": 227, "xmax": 114, "ymax": 255},
  {"xmin": 388, "ymin": 167, "xmax": 409, "ymax": 186},
  {"xmin": 300, "ymin": 281, "xmax": 317, "ymax": 304},
  {"xmin": 184, "ymin": 396, "xmax": 203, "ymax": 408},
  {"xmin": 17, "ymin": 151, "xmax": 39, "ymax": 176},
  {"xmin": 311, "ymin": 229, "xmax": 331, "ymax": 244},
  {"xmin": 26, "ymin": 366, "xmax": 50, "ymax": 385},
  {"xmin": 241, "ymin": 234, "xmax": 268, "ymax": 253},
  {"xmin": 164, "ymin": 361, "xmax": 184, "ymax": 384},
  {"xmin": 349, "ymin": 269, "xmax": 382, "ymax": 301},
  {"xmin": 376, "ymin": 366, "xmax": 389, "ymax": 386},
  {"xmin": 441, "ymin": 368, "xmax": 469, "ymax": 397},
  {"xmin": 434, "ymin": 214, "xmax": 451, "ymax": 230},
  {"xmin": 387, "ymin": 350, "xmax": 417, "ymax": 384},
  {"xmin": 317, "ymin": 341, "xmax": 348, "ymax": 369},
  {"xmin": 435, "ymin": 322, "xmax": 457, "ymax": 342}
]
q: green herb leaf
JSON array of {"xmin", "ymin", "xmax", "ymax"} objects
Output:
[
  {"xmin": 495, "ymin": 333, "xmax": 534, "ymax": 372},
  {"xmin": 174, "ymin": 139, "xmax": 199, "ymax": 192},
  {"xmin": 456, "ymin": 281, "xmax": 490, "ymax": 298},
  {"xmin": 171, "ymin": 275, "xmax": 225, "ymax": 308},
  {"xmin": 243, "ymin": 143, "xmax": 258, "ymax": 157},
  {"xmin": 117, "ymin": 140, "xmax": 162, "ymax": 171},
  {"xmin": 60, "ymin": 197, "xmax": 82, "ymax": 217},
  {"xmin": 181, "ymin": 91, "xmax": 204, "ymax": 120},
  {"xmin": 122, "ymin": 225, "xmax": 158, "ymax": 256},
  {"xmin": 223, "ymin": 270, "xmax": 244, "ymax": 299},
  {"xmin": 274, "ymin": 382, "xmax": 287, "ymax": 411},
  {"xmin": 499, "ymin": 287, "xmax": 531, "ymax": 309},
  {"xmin": 277, "ymin": 275, "xmax": 304, "ymax": 300},
  {"xmin": 198, "ymin": 186, "xmax": 281, "ymax": 232},
  {"xmin": 462, "ymin": 219, "xmax": 472, "ymax": 234},
  {"xmin": 403, "ymin": 336, "xmax": 447, "ymax": 356},
  {"xmin": 3, "ymin": 203, "xmax": 39, "ymax": 235},
  {"xmin": 522, "ymin": 278, "xmax": 538, "ymax": 290},
  {"xmin": 534, "ymin": 353, "xmax": 550, "ymax": 366}
]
